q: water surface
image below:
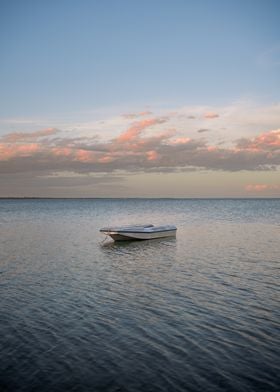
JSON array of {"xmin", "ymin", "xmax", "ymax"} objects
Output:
[{"xmin": 0, "ymin": 199, "xmax": 279, "ymax": 391}]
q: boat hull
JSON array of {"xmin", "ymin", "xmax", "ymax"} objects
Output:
[{"xmin": 103, "ymin": 229, "xmax": 177, "ymax": 241}]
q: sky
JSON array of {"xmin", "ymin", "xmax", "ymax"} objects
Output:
[{"xmin": 0, "ymin": 0, "xmax": 279, "ymax": 197}]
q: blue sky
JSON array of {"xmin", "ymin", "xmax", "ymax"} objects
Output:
[
  {"xmin": 1, "ymin": 0, "xmax": 280, "ymax": 116},
  {"xmin": 0, "ymin": 0, "xmax": 279, "ymax": 197}
]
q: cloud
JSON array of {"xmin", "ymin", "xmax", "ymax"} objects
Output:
[
  {"xmin": 1, "ymin": 118, "xmax": 280, "ymax": 179},
  {"xmin": 245, "ymin": 184, "xmax": 280, "ymax": 192},
  {"xmin": 122, "ymin": 111, "xmax": 153, "ymax": 119},
  {"xmin": 168, "ymin": 137, "xmax": 191, "ymax": 145},
  {"xmin": 146, "ymin": 150, "xmax": 159, "ymax": 161},
  {"xmin": 236, "ymin": 129, "xmax": 280, "ymax": 151},
  {"xmin": 1, "ymin": 128, "xmax": 59, "ymax": 142},
  {"xmin": 204, "ymin": 112, "xmax": 219, "ymax": 119},
  {"xmin": 0, "ymin": 143, "xmax": 41, "ymax": 160},
  {"xmin": 116, "ymin": 118, "xmax": 167, "ymax": 143},
  {"xmin": 1, "ymin": 101, "xmax": 279, "ymax": 196},
  {"xmin": 197, "ymin": 129, "xmax": 210, "ymax": 133}
]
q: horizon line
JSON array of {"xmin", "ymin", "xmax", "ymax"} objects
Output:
[{"xmin": 0, "ymin": 197, "xmax": 279, "ymax": 200}]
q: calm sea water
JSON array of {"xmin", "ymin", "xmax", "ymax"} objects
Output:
[{"xmin": 0, "ymin": 199, "xmax": 279, "ymax": 392}]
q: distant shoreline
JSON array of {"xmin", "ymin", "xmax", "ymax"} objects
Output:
[{"xmin": 0, "ymin": 197, "xmax": 279, "ymax": 200}]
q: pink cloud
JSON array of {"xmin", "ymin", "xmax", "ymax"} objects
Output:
[
  {"xmin": 168, "ymin": 137, "xmax": 191, "ymax": 145},
  {"xmin": 1, "ymin": 128, "xmax": 58, "ymax": 142},
  {"xmin": 52, "ymin": 147, "xmax": 97, "ymax": 163},
  {"xmin": 237, "ymin": 129, "xmax": 280, "ymax": 151},
  {"xmin": 146, "ymin": 150, "xmax": 159, "ymax": 161},
  {"xmin": 116, "ymin": 118, "xmax": 167, "ymax": 143},
  {"xmin": 98, "ymin": 155, "xmax": 114, "ymax": 163},
  {"xmin": 74, "ymin": 149, "xmax": 95, "ymax": 163},
  {"xmin": 51, "ymin": 147, "xmax": 73, "ymax": 157},
  {"xmin": 0, "ymin": 144, "xmax": 15, "ymax": 160},
  {"xmin": 252, "ymin": 129, "xmax": 280, "ymax": 149},
  {"xmin": 0, "ymin": 143, "xmax": 41, "ymax": 160},
  {"xmin": 245, "ymin": 184, "xmax": 280, "ymax": 192},
  {"xmin": 204, "ymin": 112, "xmax": 219, "ymax": 119},
  {"xmin": 207, "ymin": 146, "xmax": 218, "ymax": 152}
]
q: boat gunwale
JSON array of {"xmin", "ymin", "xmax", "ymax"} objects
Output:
[{"xmin": 100, "ymin": 226, "xmax": 177, "ymax": 234}]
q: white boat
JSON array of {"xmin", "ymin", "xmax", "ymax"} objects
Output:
[{"xmin": 100, "ymin": 224, "xmax": 177, "ymax": 241}]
